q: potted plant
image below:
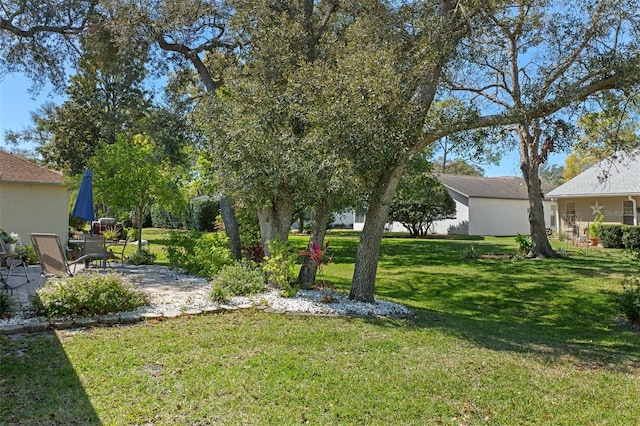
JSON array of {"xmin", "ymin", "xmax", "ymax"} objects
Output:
[
  {"xmin": 1, "ymin": 231, "xmax": 21, "ymax": 253},
  {"xmin": 589, "ymin": 215, "xmax": 604, "ymax": 246}
]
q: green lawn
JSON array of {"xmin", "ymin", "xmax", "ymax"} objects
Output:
[{"xmin": 2, "ymin": 232, "xmax": 640, "ymax": 424}]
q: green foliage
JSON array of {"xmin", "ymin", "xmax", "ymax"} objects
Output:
[
  {"xmin": 461, "ymin": 245, "xmax": 479, "ymax": 259},
  {"xmin": 165, "ymin": 230, "xmax": 233, "ymax": 278},
  {"xmin": 388, "ymin": 156, "xmax": 456, "ymax": 238},
  {"xmin": 33, "ymin": 274, "xmax": 149, "ymax": 318},
  {"xmin": 191, "ymin": 197, "xmax": 221, "ymax": 232},
  {"xmin": 0, "ymin": 291, "xmax": 13, "ymax": 318},
  {"xmin": 589, "ymin": 214, "xmax": 604, "ymax": 239},
  {"xmin": 127, "ymin": 249, "xmax": 157, "ymax": 266},
  {"xmin": 210, "ymin": 261, "xmax": 267, "ymax": 302},
  {"xmin": 151, "ymin": 206, "xmax": 186, "ymax": 230},
  {"xmin": 515, "ymin": 234, "xmax": 532, "ymax": 255},
  {"xmin": 622, "ymin": 226, "xmax": 640, "ymax": 249},
  {"xmin": 618, "ymin": 275, "xmax": 640, "ymax": 325},
  {"xmin": 236, "ymin": 207, "xmax": 262, "ymax": 255},
  {"xmin": 599, "ymin": 224, "xmax": 625, "ymax": 248},
  {"xmin": 263, "ymin": 239, "xmax": 298, "ymax": 293}
]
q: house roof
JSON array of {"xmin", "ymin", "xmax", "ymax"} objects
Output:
[
  {"xmin": 546, "ymin": 152, "xmax": 640, "ymax": 198},
  {"xmin": 0, "ymin": 150, "xmax": 64, "ymax": 185},
  {"xmin": 436, "ymin": 174, "xmax": 557, "ymax": 200}
]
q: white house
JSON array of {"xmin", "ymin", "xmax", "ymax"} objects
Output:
[
  {"xmin": 0, "ymin": 150, "xmax": 69, "ymax": 245},
  {"xmin": 349, "ymin": 174, "xmax": 557, "ymax": 236}
]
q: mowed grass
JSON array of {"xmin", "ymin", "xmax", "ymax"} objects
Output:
[{"xmin": 3, "ymin": 231, "xmax": 640, "ymax": 424}]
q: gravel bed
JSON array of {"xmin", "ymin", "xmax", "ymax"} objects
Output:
[{"xmin": 0, "ymin": 266, "xmax": 414, "ymax": 328}]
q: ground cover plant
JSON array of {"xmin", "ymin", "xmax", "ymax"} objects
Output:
[
  {"xmin": 33, "ymin": 273, "xmax": 149, "ymax": 318},
  {"xmin": 2, "ymin": 233, "xmax": 640, "ymax": 424}
]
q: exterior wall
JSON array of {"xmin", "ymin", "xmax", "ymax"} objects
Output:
[
  {"xmin": 431, "ymin": 199, "xmax": 469, "ymax": 235},
  {"xmin": 0, "ymin": 182, "xmax": 69, "ymax": 246},
  {"xmin": 344, "ymin": 194, "xmax": 557, "ymax": 237},
  {"xmin": 554, "ymin": 196, "xmax": 639, "ymax": 234}
]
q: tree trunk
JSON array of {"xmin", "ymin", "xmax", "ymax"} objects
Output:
[
  {"xmin": 518, "ymin": 125, "xmax": 557, "ymax": 258},
  {"xmin": 349, "ymin": 165, "xmax": 405, "ymax": 303},
  {"xmin": 220, "ymin": 196, "xmax": 242, "ymax": 260},
  {"xmin": 136, "ymin": 205, "xmax": 145, "ymax": 254},
  {"xmin": 257, "ymin": 197, "xmax": 294, "ymax": 256},
  {"xmin": 297, "ymin": 203, "xmax": 332, "ymax": 289}
]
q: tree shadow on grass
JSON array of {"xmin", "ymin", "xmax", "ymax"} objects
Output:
[
  {"xmin": 0, "ymin": 331, "xmax": 100, "ymax": 424},
  {"xmin": 373, "ymin": 260, "xmax": 640, "ymax": 372}
]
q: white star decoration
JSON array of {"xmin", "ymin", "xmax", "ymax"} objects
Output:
[{"xmin": 590, "ymin": 201, "xmax": 604, "ymax": 216}]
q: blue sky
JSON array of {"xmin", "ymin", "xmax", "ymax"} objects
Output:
[{"xmin": 1, "ymin": 71, "xmax": 565, "ymax": 177}]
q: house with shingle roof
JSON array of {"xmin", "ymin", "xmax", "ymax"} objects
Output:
[
  {"xmin": 428, "ymin": 174, "xmax": 557, "ymax": 236},
  {"xmin": 0, "ymin": 150, "xmax": 69, "ymax": 244},
  {"xmin": 546, "ymin": 153, "xmax": 640, "ymax": 235},
  {"xmin": 351, "ymin": 174, "xmax": 557, "ymax": 236}
]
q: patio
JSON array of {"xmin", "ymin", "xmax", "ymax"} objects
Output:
[{"xmin": 0, "ymin": 262, "xmax": 220, "ymax": 334}]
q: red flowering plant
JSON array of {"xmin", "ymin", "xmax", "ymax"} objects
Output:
[{"xmin": 299, "ymin": 241, "xmax": 334, "ymax": 302}]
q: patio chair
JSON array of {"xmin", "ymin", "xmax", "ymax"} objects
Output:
[
  {"xmin": 107, "ymin": 235, "xmax": 130, "ymax": 266},
  {"xmin": 30, "ymin": 233, "xmax": 89, "ymax": 286},
  {"xmin": 0, "ymin": 239, "xmax": 31, "ymax": 293},
  {"xmin": 83, "ymin": 235, "xmax": 109, "ymax": 269}
]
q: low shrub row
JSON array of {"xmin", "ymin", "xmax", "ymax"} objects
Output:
[{"xmin": 599, "ymin": 224, "xmax": 640, "ymax": 249}]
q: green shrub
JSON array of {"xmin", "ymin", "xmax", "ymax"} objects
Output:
[
  {"xmin": 515, "ymin": 233, "xmax": 532, "ymax": 255},
  {"xmin": 191, "ymin": 197, "xmax": 220, "ymax": 232},
  {"xmin": 599, "ymin": 224, "xmax": 625, "ymax": 248},
  {"xmin": 151, "ymin": 206, "xmax": 187, "ymax": 230},
  {"xmin": 622, "ymin": 226, "xmax": 640, "ymax": 249},
  {"xmin": 127, "ymin": 249, "xmax": 157, "ymax": 265},
  {"xmin": 263, "ymin": 239, "xmax": 298, "ymax": 294},
  {"xmin": 34, "ymin": 274, "xmax": 149, "ymax": 318},
  {"xmin": 210, "ymin": 261, "xmax": 267, "ymax": 302},
  {"xmin": 619, "ymin": 275, "xmax": 640, "ymax": 325},
  {"xmin": 165, "ymin": 230, "xmax": 233, "ymax": 278},
  {"xmin": 0, "ymin": 291, "xmax": 13, "ymax": 318}
]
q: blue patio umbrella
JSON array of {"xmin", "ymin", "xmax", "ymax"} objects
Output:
[{"xmin": 71, "ymin": 169, "xmax": 96, "ymax": 222}]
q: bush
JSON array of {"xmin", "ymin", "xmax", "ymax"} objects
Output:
[
  {"xmin": 0, "ymin": 291, "xmax": 14, "ymax": 318},
  {"xmin": 191, "ymin": 197, "xmax": 220, "ymax": 232},
  {"xmin": 619, "ymin": 275, "xmax": 640, "ymax": 325},
  {"xmin": 515, "ymin": 233, "xmax": 532, "ymax": 255},
  {"xmin": 599, "ymin": 224, "xmax": 625, "ymax": 248},
  {"xmin": 263, "ymin": 239, "xmax": 298, "ymax": 296},
  {"xmin": 127, "ymin": 249, "xmax": 157, "ymax": 265},
  {"xmin": 165, "ymin": 230, "xmax": 234, "ymax": 278},
  {"xmin": 151, "ymin": 206, "xmax": 187, "ymax": 230},
  {"xmin": 622, "ymin": 226, "xmax": 640, "ymax": 249},
  {"xmin": 34, "ymin": 274, "xmax": 149, "ymax": 318},
  {"xmin": 210, "ymin": 261, "xmax": 267, "ymax": 302}
]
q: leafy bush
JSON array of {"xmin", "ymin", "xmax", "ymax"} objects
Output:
[
  {"xmin": 0, "ymin": 291, "xmax": 14, "ymax": 318},
  {"xmin": 151, "ymin": 206, "xmax": 187, "ymax": 230},
  {"xmin": 127, "ymin": 249, "xmax": 157, "ymax": 265},
  {"xmin": 34, "ymin": 274, "xmax": 149, "ymax": 318},
  {"xmin": 619, "ymin": 275, "xmax": 640, "ymax": 325},
  {"xmin": 263, "ymin": 239, "xmax": 298, "ymax": 296},
  {"xmin": 165, "ymin": 230, "xmax": 233, "ymax": 278},
  {"xmin": 515, "ymin": 233, "xmax": 532, "ymax": 255},
  {"xmin": 599, "ymin": 224, "xmax": 625, "ymax": 248},
  {"xmin": 622, "ymin": 226, "xmax": 640, "ymax": 249},
  {"xmin": 192, "ymin": 197, "xmax": 220, "ymax": 232},
  {"xmin": 210, "ymin": 261, "xmax": 267, "ymax": 302}
]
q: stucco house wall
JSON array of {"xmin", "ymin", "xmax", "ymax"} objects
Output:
[
  {"xmin": 0, "ymin": 151, "xmax": 69, "ymax": 246},
  {"xmin": 547, "ymin": 153, "xmax": 640, "ymax": 235}
]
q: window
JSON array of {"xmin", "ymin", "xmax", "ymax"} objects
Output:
[
  {"xmin": 564, "ymin": 201, "xmax": 576, "ymax": 225},
  {"xmin": 623, "ymin": 201, "xmax": 634, "ymax": 225}
]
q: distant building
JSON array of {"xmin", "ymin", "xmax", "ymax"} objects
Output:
[
  {"xmin": 0, "ymin": 150, "xmax": 69, "ymax": 244},
  {"xmin": 546, "ymin": 152, "xmax": 640, "ymax": 236},
  {"xmin": 351, "ymin": 174, "xmax": 557, "ymax": 236}
]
